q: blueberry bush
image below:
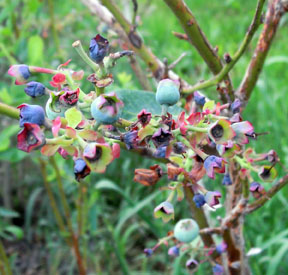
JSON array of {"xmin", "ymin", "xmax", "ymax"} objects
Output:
[{"xmin": 1, "ymin": 0, "xmax": 288, "ymax": 274}]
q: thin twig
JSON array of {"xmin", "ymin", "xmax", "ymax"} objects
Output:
[
  {"xmin": 100, "ymin": 0, "xmax": 163, "ymax": 78},
  {"xmin": 47, "ymin": 0, "xmax": 61, "ymax": 57},
  {"xmin": 236, "ymin": 0, "xmax": 288, "ymax": 105},
  {"xmin": 49, "ymin": 157, "xmax": 73, "ymax": 229},
  {"xmin": 182, "ymin": 0, "xmax": 266, "ymax": 95},
  {"xmin": 80, "ymin": 0, "xmax": 195, "ymax": 90},
  {"xmin": 172, "ymin": 31, "xmax": 188, "ymax": 41},
  {"xmin": 39, "ymin": 158, "xmax": 67, "ymax": 235},
  {"xmin": 168, "ymin": 52, "xmax": 187, "ymax": 70},
  {"xmin": 246, "ymin": 174, "xmax": 288, "ymax": 213},
  {"xmin": 199, "ymin": 227, "xmax": 222, "ymax": 235},
  {"xmin": 163, "ymin": 0, "xmax": 234, "ymax": 101},
  {"xmin": 128, "ymin": 55, "xmax": 152, "ymax": 90},
  {"xmin": 49, "ymin": 157, "xmax": 87, "ymax": 275},
  {"xmin": 0, "ymin": 240, "xmax": 12, "ymax": 275}
]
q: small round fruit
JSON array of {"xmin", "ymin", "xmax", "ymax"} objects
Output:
[
  {"xmin": 90, "ymin": 93, "xmax": 123, "ymax": 125},
  {"xmin": 174, "ymin": 218, "xmax": 199, "ymax": 243},
  {"xmin": 156, "ymin": 79, "xmax": 180, "ymax": 106},
  {"xmin": 45, "ymin": 97, "xmax": 66, "ymax": 120}
]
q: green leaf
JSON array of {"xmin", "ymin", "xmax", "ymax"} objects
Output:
[
  {"xmin": 114, "ymin": 90, "xmax": 182, "ymax": 120},
  {"xmin": 65, "ymin": 107, "xmax": 82, "ymax": 128},
  {"xmin": 5, "ymin": 225, "xmax": 24, "ymax": 239},
  {"xmin": 28, "ymin": 35, "xmax": 44, "ymax": 65},
  {"xmin": 0, "ymin": 124, "xmax": 19, "ymax": 152},
  {"xmin": 0, "ymin": 148, "xmax": 27, "ymax": 163},
  {"xmin": 0, "ymin": 207, "xmax": 19, "ymax": 218},
  {"xmin": 95, "ymin": 179, "xmax": 161, "ymax": 237},
  {"xmin": 267, "ymin": 242, "xmax": 288, "ymax": 275},
  {"xmin": 25, "ymin": 187, "xmax": 43, "ymax": 241},
  {"xmin": 115, "ymin": 191, "xmax": 159, "ymax": 233},
  {"xmin": 203, "ymin": 100, "xmax": 215, "ymax": 111},
  {"xmin": 0, "ymin": 87, "xmax": 13, "ymax": 104}
]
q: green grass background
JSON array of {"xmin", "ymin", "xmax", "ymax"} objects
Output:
[{"xmin": 0, "ymin": 0, "xmax": 288, "ymax": 274}]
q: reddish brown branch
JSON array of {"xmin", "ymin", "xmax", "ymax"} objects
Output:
[
  {"xmin": 237, "ymin": 0, "xmax": 288, "ymax": 105},
  {"xmin": 81, "ymin": 0, "xmax": 196, "ymax": 91},
  {"xmin": 199, "ymin": 227, "xmax": 222, "ymax": 235},
  {"xmin": 246, "ymin": 173, "xmax": 288, "ymax": 213},
  {"xmin": 222, "ymin": 199, "xmax": 248, "ymax": 229},
  {"xmin": 163, "ymin": 0, "xmax": 234, "ymax": 102}
]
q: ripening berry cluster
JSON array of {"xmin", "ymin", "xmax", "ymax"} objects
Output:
[{"xmin": 8, "ymin": 34, "xmax": 279, "ymax": 274}]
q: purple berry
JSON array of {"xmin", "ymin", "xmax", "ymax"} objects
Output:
[
  {"xmin": 24, "ymin": 82, "xmax": 46, "ymax": 98},
  {"xmin": 89, "ymin": 34, "xmax": 109, "ymax": 63},
  {"xmin": 18, "ymin": 104, "xmax": 45, "ymax": 128}
]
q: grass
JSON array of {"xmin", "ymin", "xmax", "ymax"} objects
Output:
[{"xmin": 1, "ymin": 0, "xmax": 288, "ymax": 273}]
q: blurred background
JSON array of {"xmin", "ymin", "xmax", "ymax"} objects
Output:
[{"xmin": 0, "ymin": 0, "xmax": 288, "ymax": 274}]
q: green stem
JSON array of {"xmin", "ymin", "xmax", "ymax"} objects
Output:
[
  {"xmin": 98, "ymin": 61, "xmax": 107, "ymax": 78},
  {"xmin": 94, "ymin": 121, "xmax": 101, "ymax": 131},
  {"xmin": 161, "ymin": 104, "xmax": 168, "ymax": 116},
  {"xmin": 186, "ymin": 125, "xmax": 208, "ymax": 133},
  {"xmin": 49, "ymin": 156, "xmax": 73, "ymax": 229},
  {"xmin": 0, "ymin": 240, "xmax": 12, "ymax": 275},
  {"xmin": 72, "ymin": 40, "xmax": 99, "ymax": 72},
  {"xmin": 63, "ymin": 72, "xmax": 86, "ymax": 101},
  {"xmin": 182, "ymin": 0, "xmax": 266, "ymax": 95},
  {"xmin": 81, "ymin": 181, "xmax": 89, "ymax": 266},
  {"xmin": 100, "ymin": 0, "xmax": 163, "ymax": 78},
  {"xmin": 234, "ymin": 156, "xmax": 258, "ymax": 173},
  {"xmin": 115, "ymin": 118, "xmax": 133, "ymax": 128},
  {"xmin": 49, "ymin": 157, "xmax": 87, "ymax": 274},
  {"xmin": 39, "ymin": 158, "xmax": 67, "ymax": 236},
  {"xmin": 47, "ymin": 0, "xmax": 61, "ymax": 57},
  {"xmin": 77, "ymin": 136, "xmax": 88, "ymax": 149},
  {"xmin": 0, "ymin": 102, "xmax": 19, "ymax": 119},
  {"xmin": 95, "ymin": 86, "xmax": 105, "ymax": 96},
  {"xmin": 166, "ymin": 190, "xmax": 175, "ymax": 202},
  {"xmin": 163, "ymin": 0, "xmax": 233, "ymax": 101},
  {"xmin": 46, "ymin": 137, "xmax": 74, "ymax": 146},
  {"xmin": 78, "ymin": 102, "xmax": 92, "ymax": 109}
]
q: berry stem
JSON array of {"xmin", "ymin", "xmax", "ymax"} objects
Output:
[
  {"xmin": 46, "ymin": 136, "xmax": 74, "ymax": 146},
  {"xmin": 97, "ymin": 61, "xmax": 107, "ymax": 78},
  {"xmin": 161, "ymin": 104, "xmax": 168, "ymax": 116},
  {"xmin": 166, "ymin": 190, "xmax": 175, "ymax": 202},
  {"xmin": 0, "ymin": 102, "xmax": 19, "ymax": 119},
  {"xmin": 234, "ymin": 156, "xmax": 259, "ymax": 173},
  {"xmin": 95, "ymin": 86, "xmax": 105, "ymax": 96},
  {"xmin": 186, "ymin": 125, "xmax": 208, "ymax": 133},
  {"xmin": 77, "ymin": 136, "xmax": 88, "ymax": 149},
  {"xmin": 29, "ymin": 66, "xmax": 59, "ymax": 74},
  {"xmin": 72, "ymin": 40, "xmax": 99, "ymax": 72},
  {"xmin": 94, "ymin": 121, "xmax": 101, "ymax": 131}
]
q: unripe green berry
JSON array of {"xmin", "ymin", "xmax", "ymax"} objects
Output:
[
  {"xmin": 156, "ymin": 79, "xmax": 180, "ymax": 106},
  {"xmin": 90, "ymin": 93, "xmax": 124, "ymax": 125},
  {"xmin": 45, "ymin": 97, "xmax": 66, "ymax": 120},
  {"xmin": 174, "ymin": 218, "xmax": 199, "ymax": 243}
]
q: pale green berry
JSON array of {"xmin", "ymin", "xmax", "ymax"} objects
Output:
[
  {"xmin": 156, "ymin": 79, "xmax": 180, "ymax": 107},
  {"xmin": 174, "ymin": 219, "xmax": 199, "ymax": 243}
]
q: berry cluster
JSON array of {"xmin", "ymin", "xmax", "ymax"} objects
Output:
[{"xmin": 8, "ymin": 34, "xmax": 279, "ymax": 273}]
